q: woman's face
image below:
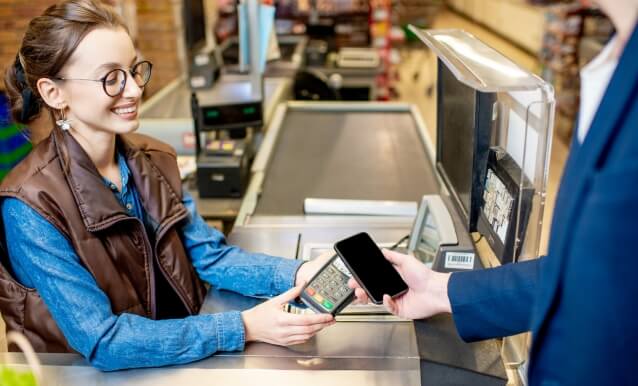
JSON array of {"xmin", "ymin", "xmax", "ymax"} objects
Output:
[{"xmin": 58, "ymin": 27, "xmax": 143, "ymax": 136}]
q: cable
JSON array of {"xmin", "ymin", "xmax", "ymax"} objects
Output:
[{"xmin": 389, "ymin": 234, "xmax": 410, "ymax": 251}]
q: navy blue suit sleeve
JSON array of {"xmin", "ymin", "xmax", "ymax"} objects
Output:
[{"xmin": 448, "ymin": 258, "xmax": 541, "ymax": 342}]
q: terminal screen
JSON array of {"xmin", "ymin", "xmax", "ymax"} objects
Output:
[
  {"xmin": 482, "ymin": 168, "xmax": 514, "ymax": 243},
  {"xmin": 415, "ymin": 213, "xmax": 439, "ymax": 265}
]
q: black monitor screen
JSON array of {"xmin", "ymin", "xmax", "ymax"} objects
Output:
[
  {"xmin": 437, "ymin": 63, "xmax": 476, "ymax": 218},
  {"xmin": 184, "ymin": 0, "xmax": 206, "ymax": 53},
  {"xmin": 436, "ymin": 61, "xmax": 493, "ymax": 231}
]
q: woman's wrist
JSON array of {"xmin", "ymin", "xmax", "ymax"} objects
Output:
[
  {"xmin": 294, "ymin": 261, "xmax": 308, "ymax": 287},
  {"xmin": 241, "ymin": 309, "xmax": 256, "ymax": 343}
]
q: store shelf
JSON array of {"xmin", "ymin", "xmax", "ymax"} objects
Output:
[{"xmin": 447, "ymin": 0, "xmax": 546, "ymax": 54}]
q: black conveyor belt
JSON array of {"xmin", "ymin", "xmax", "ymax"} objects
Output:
[{"xmin": 255, "ymin": 110, "xmax": 440, "ymax": 215}]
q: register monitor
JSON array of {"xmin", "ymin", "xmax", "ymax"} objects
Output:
[
  {"xmin": 436, "ymin": 60, "xmax": 494, "ymax": 232},
  {"xmin": 407, "ymin": 195, "xmax": 457, "ymax": 264},
  {"xmin": 407, "ymin": 195, "xmax": 480, "ymax": 272},
  {"xmin": 477, "ymin": 147, "xmax": 534, "ymax": 264}
]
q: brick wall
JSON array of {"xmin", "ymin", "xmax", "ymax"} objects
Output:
[
  {"xmin": 0, "ymin": 0, "xmax": 59, "ymax": 89},
  {"xmin": 136, "ymin": 0, "xmax": 184, "ymax": 97},
  {"xmin": 0, "ymin": 0, "xmax": 184, "ymax": 98}
]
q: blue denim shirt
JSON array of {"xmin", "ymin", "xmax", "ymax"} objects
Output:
[{"xmin": 1, "ymin": 152, "xmax": 302, "ymax": 371}]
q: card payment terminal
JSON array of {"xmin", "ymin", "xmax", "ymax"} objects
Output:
[{"xmin": 300, "ymin": 255, "xmax": 355, "ymax": 315}]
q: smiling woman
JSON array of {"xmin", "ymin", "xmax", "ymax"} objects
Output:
[{"xmin": 0, "ymin": 0, "xmax": 335, "ymax": 371}]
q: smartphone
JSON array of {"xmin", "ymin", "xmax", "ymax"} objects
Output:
[{"xmin": 334, "ymin": 232, "xmax": 408, "ymax": 304}]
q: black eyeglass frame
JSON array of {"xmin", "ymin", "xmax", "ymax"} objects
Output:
[{"xmin": 52, "ymin": 61, "xmax": 153, "ymax": 97}]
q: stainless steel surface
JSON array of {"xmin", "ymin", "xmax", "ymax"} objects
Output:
[
  {"xmin": 195, "ymin": 76, "xmax": 262, "ymax": 106},
  {"xmin": 227, "ymin": 222, "xmax": 506, "ymax": 384},
  {"xmin": 257, "ymin": 109, "xmax": 437, "ymax": 213},
  {"xmin": 3, "ymin": 285, "xmax": 420, "ymax": 386},
  {"xmin": 227, "ymin": 227, "xmax": 302, "ymax": 258},
  {"xmin": 243, "ymin": 214, "xmax": 415, "ymax": 227},
  {"xmin": 229, "ymin": 220, "xmax": 414, "ymax": 319},
  {"xmin": 139, "ymin": 77, "xmax": 190, "ymax": 118},
  {"xmin": 236, "ymin": 102, "xmax": 440, "ymax": 219},
  {"xmin": 239, "ymin": 101, "xmax": 435, "ymax": 227},
  {"xmin": 137, "ymin": 77, "xmax": 291, "ymax": 155},
  {"xmin": 229, "ymin": 221, "xmax": 413, "ymax": 320},
  {"xmin": 306, "ymin": 63, "xmax": 383, "ymax": 100},
  {"xmin": 4, "ymin": 361, "xmax": 419, "ymax": 386},
  {"xmin": 222, "ymin": 95, "xmax": 505, "ymax": 384},
  {"xmin": 252, "ymin": 102, "xmax": 431, "ymax": 174},
  {"xmin": 187, "ymin": 188, "xmax": 242, "ymax": 220},
  {"xmin": 229, "ymin": 216, "xmax": 414, "ymax": 257},
  {"xmin": 306, "ymin": 65, "xmax": 384, "ymax": 77}
]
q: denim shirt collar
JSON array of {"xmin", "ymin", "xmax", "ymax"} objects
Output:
[{"xmin": 101, "ymin": 152, "xmax": 131, "ymax": 197}]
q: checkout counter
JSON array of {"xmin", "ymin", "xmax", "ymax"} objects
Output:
[
  {"xmin": 3, "ymin": 102, "xmax": 507, "ymax": 386},
  {"xmin": 229, "ymin": 101, "xmax": 508, "ymax": 385},
  {"xmin": 2, "ymin": 28, "xmax": 558, "ymax": 386},
  {"xmin": 304, "ymin": 57, "xmax": 383, "ymax": 101}
]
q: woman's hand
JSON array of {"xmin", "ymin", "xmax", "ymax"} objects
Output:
[
  {"xmin": 348, "ymin": 249, "xmax": 452, "ymax": 319},
  {"xmin": 242, "ymin": 283, "xmax": 335, "ymax": 346},
  {"xmin": 294, "ymin": 251, "xmax": 334, "ymax": 286}
]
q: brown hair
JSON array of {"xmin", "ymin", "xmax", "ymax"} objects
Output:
[{"xmin": 3, "ymin": 0, "xmax": 127, "ymax": 131}]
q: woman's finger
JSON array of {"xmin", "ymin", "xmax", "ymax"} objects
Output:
[
  {"xmin": 279, "ymin": 311, "xmax": 333, "ymax": 326},
  {"xmin": 274, "ymin": 283, "xmax": 305, "ymax": 304},
  {"xmin": 286, "ymin": 338, "xmax": 311, "ymax": 346},
  {"xmin": 282, "ymin": 321, "xmax": 332, "ymax": 336}
]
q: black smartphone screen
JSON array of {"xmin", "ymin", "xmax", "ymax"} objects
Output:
[{"xmin": 334, "ymin": 232, "xmax": 408, "ymax": 304}]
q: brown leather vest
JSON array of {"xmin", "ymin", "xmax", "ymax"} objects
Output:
[{"xmin": 0, "ymin": 127, "xmax": 207, "ymax": 352}]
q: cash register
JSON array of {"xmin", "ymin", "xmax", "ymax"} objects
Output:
[
  {"xmin": 188, "ymin": 0, "xmax": 269, "ymax": 198},
  {"xmin": 191, "ymin": 78, "xmax": 262, "ymax": 198}
]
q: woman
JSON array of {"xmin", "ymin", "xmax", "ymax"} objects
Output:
[{"xmin": 0, "ymin": 0, "xmax": 333, "ymax": 371}]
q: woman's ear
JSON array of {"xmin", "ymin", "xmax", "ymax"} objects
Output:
[{"xmin": 36, "ymin": 77, "xmax": 66, "ymax": 110}]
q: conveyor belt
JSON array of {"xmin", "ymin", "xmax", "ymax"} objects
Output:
[{"xmin": 255, "ymin": 109, "xmax": 439, "ymax": 215}]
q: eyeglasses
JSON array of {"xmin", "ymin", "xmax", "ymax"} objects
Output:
[{"xmin": 53, "ymin": 61, "xmax": 152, "ymax": 97}]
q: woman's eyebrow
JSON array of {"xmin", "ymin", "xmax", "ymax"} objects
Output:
[{"xmin": 93, "ymin": 57, "xmax": 139, "ymax": 75}]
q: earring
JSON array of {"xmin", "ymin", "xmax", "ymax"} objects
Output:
[{"xmin": 56, "ymin": 106, "xmax": 71, "ymax": 131}]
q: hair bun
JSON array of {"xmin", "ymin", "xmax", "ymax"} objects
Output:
[
  {"xmin": 13, "ymin": 58, "xmax": 39, "ymax": 122},
  {"xmin": 5, "ymin": 0, "xmax": 126, "ymax": 126}
]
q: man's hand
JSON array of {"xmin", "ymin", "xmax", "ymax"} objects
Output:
[{"xmin": 348, "ymin": 249, "xmax": 452, "ymax": 319}]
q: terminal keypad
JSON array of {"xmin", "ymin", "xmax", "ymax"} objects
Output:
[{"xmin": 305, "ymin": 260, "xmax": 352, "ymax": 312}]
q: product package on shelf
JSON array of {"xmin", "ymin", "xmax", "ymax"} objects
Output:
[{"xmin": 540, "ymin": 3, "xmax": 613, "ymax": 144}]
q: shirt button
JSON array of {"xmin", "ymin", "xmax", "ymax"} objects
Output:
[{"xmin": 126, "ymin": 203, "xmax": 133, "ymax": 211}]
